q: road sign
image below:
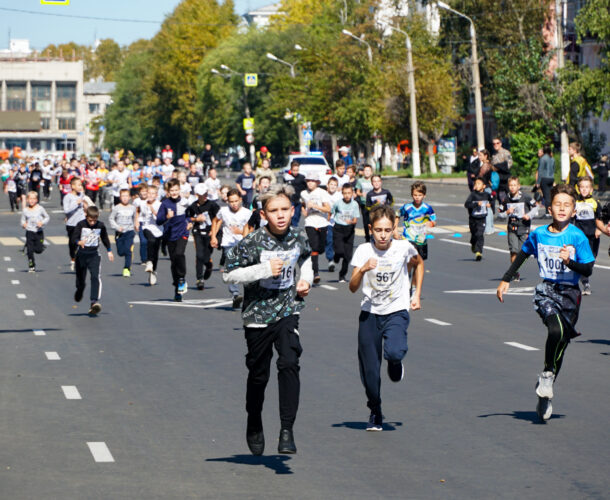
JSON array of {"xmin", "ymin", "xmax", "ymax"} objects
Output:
[
  {"xmin": 41, "ymin": 0, "xmax": 70, "ymax": 4},
  {"xmin": 244, "ymin": 74, "xmax": 258, "ymax": 87},
  {"xmin": 243, "ymin": 118, "xmax": 254, "ymax": 131},
  {"xmin": 303, "ymin": 129, "xmax": 313, "ymax": 141},
  {"xmin": 245, "ymin": 134, "xmax": 254, "ymax": 144}
]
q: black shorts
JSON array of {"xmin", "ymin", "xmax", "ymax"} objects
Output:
[
  {"xmin": 534, "ymin": 281, "xmax": 581, "ymax": 338},
  {"xmin": 414, "ymin": 243, "xmax": 428, "ymax": 260}
]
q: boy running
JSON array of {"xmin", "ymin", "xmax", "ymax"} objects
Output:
[
  {"xmin": 349, "ymin": 205, "xmax": 424, "ymax": 431},
  {"xmin": 331, "ymin": 183, "xmax": 360, "ymax": 282},
  {"xmin": 365, "ymin": 175, "xmax": 393, "ymax": 211},
  {"xmin": 109, "ymin": 187, "xmax": 138, "ymax": 277},
  {"xmin": 63, "ymin": 177, "xmax": 86, "ymax": 270},
  {"xmin": 398, "ymin": 181, "xmax": 436, "ymax": 260},
  {"xmin": 72, "ymin": 206, "xmax": 114, "ymax": 315},
  {"xmin": 140, "ymin": 185, "xmax": 163, "ymax": 286},
  {"xmin": 21, "ymin": 191, "xmax": 49, "ymax": 272},
  {"xmin": 236, "ymin": 162, "xmax": 256, "ymax": 208},
  {"xmin": 464, "ymin": 177, "xmax": 492, "ymax": 261},
  {"xmin": 300, "ymin": 173, "xmax": 331, "ymax": 283},
  {"xmin": 223, "ymin": 184, "xmax": 313, "ymax": 455},
  {"xmin": 497, "ymin": 184, "xmax": 595, "ymax": 421},
  {"xmin": 356, "ymin": 165, "xmax": 374, "ymax": 242}
]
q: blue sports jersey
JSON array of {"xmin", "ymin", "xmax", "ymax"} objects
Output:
[
  {"xmin": 521, "ymin": 224, "xmax": 595, "ymax": 285},
  {"xmin": 399, "ymin": 202, "xmax": 436, "ymax": 245}
]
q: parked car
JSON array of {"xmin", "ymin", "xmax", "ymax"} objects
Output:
[{"xmin": 281, "ymin": 153, "xmax": 333, "ymax": 185}]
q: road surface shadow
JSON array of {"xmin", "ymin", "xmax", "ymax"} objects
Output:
[
  {"xmin": 206, "ymin": 454, "xmax": 292, "ymax": 475},
  {"xmin": 478, "ymin": 411, "xmax": 565, "ymax": 425},
  {"xmin": 575, "ymin": 339, "xmax": 610, "ymax": 346},
  {"xmin": 332, "ymin": 421, "xmax": 402, "ymax": 431},
  {"xmin": 0, "ymin": 328, "xmax": 61, "ymax": 334}
]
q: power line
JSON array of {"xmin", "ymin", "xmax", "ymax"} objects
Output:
[{"xmin": 0, "ymin": 6, "xmax": 161, "ymax": 24}]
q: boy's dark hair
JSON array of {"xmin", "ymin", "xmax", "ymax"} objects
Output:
[
  {"xmin": 335, "ymin": 159, "xmax": 345, "ymax": 168},
  {"xmin": 86, "ymin": 206, "xmax": 99, "ymax": 219},
  {"xmin": 508, "ymin": 176, "xmax": 520, "ymax": 183},
  {"xmin": 474, "ymin": 176, "xmax": 486, "ymax": 183},
  {"xmin": 371, "ymin": 174, "xmax": 382, "ymax": 182},
  {"xmin": 550, "ymin": 184, "xmax": 576, "ymax": 203},
  {"xmin": 258, "ymin": 175, "xmax": 272, "ymax": 184},
  {"xmin": 569, "ymin": 142, "xmax": 581, "ymax": 153},
  {"xmin": 363, "ymin": 164, "xmax": 373, "ymax": 170},
  {"xmin": 166, "ymin": 178, "xmax": 180, "ymax": 189},
  {"xmin": 577, "ymin": 176, "xmax": 593, "ymax": 186},
  {"xmin": 346, "ymin": 165, "xmax": 355, "ymax": 172},
  {"xmin": 138, "ymin": 184, "xmax": 148, "ymax": 192},
  {"xmin": 411, "ymin": 181, "xmax": 427, "ymax": 195},
  {"xmin": 260, "ymin": 184, "xmax": 295, "ymax": 210},
  {"xmin": 327, "ymin": 176, "xmax": 338, "ymax": 184},
  {"xmin": 341, "ymin": 183, "xmax": 354, "ymax": 191},
  {"xmin": 290, "ymin": 160, "xmax": 300, "ymax": 168},
  {"xmin": 152, "ymin": 175, "xmax": 162, "ymax": 182},
  {"xmin": 369, "ymin": 205, "xmax": 396, "ymax": 227},
  {"xmin": 543, "ymin": 144, "xmax": 552, "ymax": 155},
  {"xmin": 227, "ymin": 188, "xmax": 242, "ymax": 199},
  {"xmin": 119, "ymin": 187, "xmax": 130, "ymax": 194},
  {"xmin": 70, "ymin": 176, "xmax": 82, "ymax": 185}
]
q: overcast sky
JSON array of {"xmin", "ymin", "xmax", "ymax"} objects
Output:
[{"xmin": 0, "ymin": 0, "xmax": 271, "ymax": 50}]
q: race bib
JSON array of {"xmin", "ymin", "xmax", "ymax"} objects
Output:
[
  {"xmin": 507, "ymin": 202, "xmax": 524, "ymax": 218},
  {"xmin": 369, "ymin": 257, "xmax": 401, "ymax": 305},
  {"xmin": 260, "ymin": 249, "xmax": 300, "ymax": 289},
  {"xmin": 241, "ymin": 178, "xmax": 253, "ymax": 189},
  {"xmin": 575, "ymin": 202, "xmax": 595, "ymax": 221},
  {"xmin": 405, "ymin": 223, "xmax": 427, "ymax": 244},
  {"xmin": 537, "ymin": 243, "xmax": 575, "ymax": 282}
]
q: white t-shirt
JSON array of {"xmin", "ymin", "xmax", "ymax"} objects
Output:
[
  {"xmin": 107, "ymin": 169, "xmax": 130, "ymax": 197},
  {"xmin": 335, "ymin": 173, "xmax": 351, "ymax": 188},
  {"xmin": 301, "ymin": 187, "xmax": 332, "ymax": 228},
  {"xmin": 217, "ymin": 206, "xmax": 252, "ymax": 248},
  {"xmin": 162, "ymin": 164, "xmax": 175, "ymax": 181},
  {"xmin": 140, "ymin": 200, "xmax": 163, "ymax": 238},
  {"xmin": 350, "ymin": 239, "xmax": 418, "ymax": 314},
  {"xmin": 205, "ymin": 177, "xmax": 221, "ymax": 201}
]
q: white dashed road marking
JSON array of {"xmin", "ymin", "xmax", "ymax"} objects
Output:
[
  {"xmin": 17, "ymin": 293, "xmax": 26, "ymax": 299},
  {"xmin": 24, "ymin": 310, "xmax": 35, "ymax": 316},
  {"xmin": 87, "ymin": 442, "xmax": 115, "ymax": 463},
  {"xmin": 320, "ymin": 284, "xmax": 338, "ymax": 291},
  {"xmin": 33, "ymin": 329, "xmax": 46, "ymax": 336},
  {"xmin": 444, "ymin": 287, "xmax": 535, "ymax": 295},
  {"xmin": 505, "ymin": 342, "xmax": 539, "ymax": 351},
  {"xmin": 61, "ymin": 386, "xmax": 82, "ymax": 400},
  {"xmin": 425, "ymin": 318, "xmax": 452, "ymax": 326},
  {"xmin": 45, "ymin": 352, "xmax": 61, "ymax": 360},
  {"xmin": 129, "ymin": 298, "xmax": 233, "ymax": 309},
  {"xmin": 440, "ymin": 238, "xmax": 509, "ymax": 254},
  {"xmin": 7, "ymin": 267, "xmax": 15, "ymax": 272},
  {"xmin": 11, "ymin": 280, "xmax": 19, "ymax": 285},
  {"xmin": 3, "ymin": 256, "xmax": 10, "ymax": 261}
]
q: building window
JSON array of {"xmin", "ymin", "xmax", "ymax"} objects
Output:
[
  {"xmin": 6, "ymin": 83, "xmax": 27, "ymax": 111},
  {"xmin": 56, "ymin": 83, "xmax": 76, "ymax": 113},
  {"xmin": 58, "ymin": 117, "xmax": 76, "ymax": 130},
  {"xmin": 31, "ymin": 84, "xmax": 52, "ymax": 112},
  {"xmin": 89, "ymin": 103, "xmax": 100, "ymax": 114},
  {"xmin": 56, "ymin": 138, "xmax": 76, "ymax": 151},
  {"xmin": 41, "ymin": 117, "xmax": 51, "ymax": 129}
]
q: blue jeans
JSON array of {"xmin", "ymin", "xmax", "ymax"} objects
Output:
[
  {"xmin": 115, "ymin": 230, "xmax": 135, "ymax": 270},
  {"xmin": 358, "ymin": 309, "xmax": 409, "ymax": 411},
  {"xmin": 291, "ymin": 203, "xmax": 302, "ymax": 227},
  {"xmin": 325, "ymin": 225, "xmax": 334, "ymax": 261},
  {"xmin": 138, "ymin": 228, "xmax": 148, "ymax": 263}
]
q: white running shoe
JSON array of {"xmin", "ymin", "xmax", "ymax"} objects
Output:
[
  {"xmin": 149, "ymin": 271, "xmax": 157, "ymax": 286},
  {"xmin": 535, "ymin": 371, "xmax": 554, "ymax": 399},
  {"xmin": 145, "ymin": 261, "xmax": 153, "ymax": 273},
  {"xmin": 536, "ymin": 397, "xmax": 553, "ymax": 421},
  {"xmin": 70, "ymin": 260, "xmax": 75, "ymax": 272}
]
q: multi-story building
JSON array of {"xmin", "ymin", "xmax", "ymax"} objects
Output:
[{"xmin": 84, "ymin": 80, "xmax": 115, "ymax": 154}]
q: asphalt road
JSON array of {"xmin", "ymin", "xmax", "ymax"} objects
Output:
[{"xmin": 0, "ymin": 180, "xmax": 608, "ymax": 499}]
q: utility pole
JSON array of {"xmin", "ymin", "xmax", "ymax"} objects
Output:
[
  {"xmin": 406, "ymin": 35, "xmax": 421, "ymax": 177},
  {"xmin": 556, "ymin": 0, "xmax": 569, "ymax": 180}
]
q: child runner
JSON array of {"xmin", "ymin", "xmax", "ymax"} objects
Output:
[
  {"xmin": 186, "ymin": 183, "xmax": 219, "ymax": 290},
  {"xmin": 72, "ymin": 205, "xmax": 114, "ymax": 315},
  {"xmin": 497, "ymin": 184, "xmax": 595, "ymax": 422},
  {"xmin": 325, "ymin": 176, "xmax": 342, "ymax": 272},
  {"xmin": 243, "ymin": 176, "xmax": 272, "ymax": 235},
  {"xmin": 331, "ymin": 183, "xmax": 360, "ymax": 282},
  {"xmin": 349, "ymin": 205, "xmax": 424, "ymax": 431},
  {"xmin": 109, "ymin": 187, "xmax": 137, "ymax": 277},
  {"xmin": 498, "ymin": 176, "xmax": 537, "ymax": 281},
  {"xmin": 398, "ymin": 181, "xmax": 436, "ymax": 260},
  {"xmin": 572, "ymin": 176, "xmax": 610, "ymax": 294},
  {"xmin": 204, "ymin": 166, "xmax": 221, "ymax": 201},
  {"xmin": 132, "ymin": 184, "xmax": 149, "ymax": 265},
  {"xmin": 140, "ymin": 184, "xmax": 163, "ymax": 286},
  {"xmin": 21, "ymin": 191, "xmax": 49, "ymax": 272},
  {"xmin": 334, "ymin": 159, "xmax": 350, "ymax": 188},
  {"xmin": 365, "ymin": 175, "xmax": 394, "ymax": 211},
  {"xmin": 236, "ymin": 162, "xmax": 256, "ymax": 208},
  {"xmin": 464, "ymin": 177, "xmax": 492, "ymax": 261},
  {"xmin": 156, "ymin": 178, "xmax": 192, "ymax": 301},
  {"xmin": 300, "ymin": 173, "xmax": 331, "ymax": 283},
  {"xmin": 63, "ymin": 177, "xmax": 86, "ymax": 271},
  {"xmin": 5, "ymin": 169, "xmax": 19, "ymax": 211},
  {"xmin": 223, "ymin": 184, "xmax": 313, "ymax": 455},
  {"xmin": 211, "ymin": 189, "xmax": 252, "ymax": 308},
  {"xmin": 356, "ymin": 165, "xmax": 374, "ymax": 242},
  {"xmin": 107, "ymin": 160, "xmax": 131, "ymax": 205}
]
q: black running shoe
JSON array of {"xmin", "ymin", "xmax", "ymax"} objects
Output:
[
  {"xmin": 88, "ymin": 302, "xmax": 102, "ymax": 315},
  {"xmin": 246, "ymin": 430, "xmax": 265, "ymax": 456},
  {"xmin": 203, "ymin": 261, "xmax": 213, "ymax": 280},
  {"xmin": 232, "ymin": 295, "xmax": 243, "ymax": 309},
  {"xmin": 174, "ymin": 293, "xmax": 182, "ymax": 302},
  {"xmin": 196, "ymin": 279, "xmax": 204, "ymax": 290},
  {"xmin": 278, "ymin": 429, "xmax": 297, "ymax": 454},
  {"xmin": 366, "ymin": 412, "xmax": 383, "ymax": 431},
  {"xmin": 313, "ymin": 275, "xmax": 321, "ymax": 284},
  {"xmin": 328, "ymin": 263, "xmax": 335, "ymax": 273},
  {"xmin": 387, "ymin": 361, "xmax": 404, "ymax": 382},
  {"xmin": 74, "ymin": 288, "xmax": 83, "ymax": 303}
]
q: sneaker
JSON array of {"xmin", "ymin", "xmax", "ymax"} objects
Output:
[
  {"xmin": 535, "ymin": 371, "xmax": 554, "ymax": 399},
  {"xmin": 145, "ymin": 261, "xmax": 153, "ymax": 273},
  {"xmin": 122, "ymin": 268, "xmax": 131, "ymax": 277},
  {"xmin": 338, "ymin": 275, "xmax": 347, "ymax": 283},
  {"xmin": 475, "ymin": 252, "xmax": 482, "ymax": 261},
  {"xmin": 513, "ymin": 272, "xmax": 520, "ymax": 282},
  {"xmin": 28, "ymin": 263, "xmax": 36, "ymax": 273},
  {"xmin": 313, "ymin": 275, "xmax": 321, "ymax": 284},
  {"xmin": 366, "ymin": 412, "xmax": 383, "ymax": 431},
  {"xmin": 387, "ymin": 361, "xmax": 404, "ymax": 382},
  {"xmin": 174, "ymin": 292, "xmax": 182, "ymax": 302},
  {"xmin": 149, "ymin": 271, "xmax": 157, "ymax": 286},
  {"xmin": 74, "ymin": 288, "xmax": 83, "ymax": 303},
  {"xmin": 246, "ymin": 430, "xmax": 265, "ymax": 456},
  {"xmin": 232, "ymin": 295, "xmax": 243, "ymax": 309},
  {"xmin": 582, "ymin": 282, "xmax": 591, "ymax": 295},
  {"xmin": 328, "ymin": 263, "xmax": 335, "ymax": 273},
  {"xmin": 196, "ymin": 279, "xmax": 204, "ymax": 290},
  {"xmin": 470, "ymin": 244, "xmax": 476, "ymax": 253},
  {"xmin": 88, "ymin": 302, "xmax": 102, "ymax": 315},
  {"xmin": 536, "ymin": 397, "xmax": 553, "ymax": 421},
  {"xmin": 277, "ymin": 429, "xmax": 297, "ymax": 454},
  {"xmin": 70, "ymin": 260, "xmax": 75, "ymax": 272},
  {"xmin": 203, "ymin": 261, "xmax": 213, "ymax": 280},
  {"xmin": 177, "ymin": 280, "xmax": 187, "ymax": 295}
]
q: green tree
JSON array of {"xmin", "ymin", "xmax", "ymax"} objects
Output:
[{"xmin": 90, "ymin": 39, "xmax": 123, "ymax": 81}]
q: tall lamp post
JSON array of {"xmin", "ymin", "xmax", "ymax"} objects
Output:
[
  {"xmin": 555, "ymin": 0, "xmax": 569, "ymax": 180},
  {"xmin": 341, "ymin": 29, "xmax": 373, "ymax": 64},
  {"xmin": 437, "ymin": 1, "xmax": 485, "ymax": 152}
]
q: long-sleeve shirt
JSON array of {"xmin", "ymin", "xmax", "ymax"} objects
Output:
[
  {"xmin": 156, "ymin": 196, "xmax": 190, "ymax": 241},
  {"xmin": 109, "ymin": 203, "xmax": 137, "ymax": 233},
  {"xmin": 63, "ymin": 192, "xmax": 85, "ymax": 227},
  {"xmin": 498, "ymin": 191, "xmax": 537, "ymax": 234},
  {"xmin": 21, "ymin": 205, "xmax": 50, "ymax": 232},
  {"xmin": 465, "ymin": 191, "xmax": 492, "ymax": 218},
  {"xmin": 70, "ymin": 220, "xmax": 112, "ymax": 254}
]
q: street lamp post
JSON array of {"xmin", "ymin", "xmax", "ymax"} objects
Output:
[
  {"xmin": 341, "ymin": 29, "xmax": 373, "ymax": 64},
  {"xmin": 555, "ymin": 0, "xmax": 570, "ymax": 180},
  {"xmin": 437, "ymin": 1, "xmax": 485, "ymax": 152},
  {"xmin": 266, "ymin": 52, "xmax": 306, "ymax": 152}
]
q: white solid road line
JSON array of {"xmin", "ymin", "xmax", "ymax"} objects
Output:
[
  {"xmin": 320, "ymin": 284, "xmax": 338, "ymax": 290},
  {"xmin": 45, "ymin": 352, "xmax": 61, "ymax": 360},
  {"xmin": 445, "ymin": 287, "xmax": 535, "ymax": 295},
  {"xmin": 33, "ymin": 329, "xmax": 46, "ymax": 336},
  {"xmin": 440, "ymin": 238, "xmax": 509, "ymax": 254},
  {"xmin": 11, "ymin": 280, "xmax": 20, "ymax": 285},
  {"xmin": 16, "ymin": 293, "xmax": 26, "ymax": 299},
  {"xmin": 128, "ymin": 299, "xmax": 234, "ymax": 309},
  {"xmin": 3, "ymin": 256, "xmax": 10, "ymax": 261},
  {"xmin": 425, "ymin": 318, "xmax": 452, "ymax": 326},
  {"xmin": 24, "ymin": 310, "xmax": 35, "ymax": 316},
  {"xmin": 87, "ymin": 442, "xmax": 115, "ymax": 463},
  {"xmin": 7, "ymin": 267, "xmax": 15, "ymax": 272},
  {"xmin": 504, "ymin": 342, "xmax": 539, "ymax": 351},
  {"xmin": 61, "ymin": 386, "xmax": 82, "ymax": 400}
]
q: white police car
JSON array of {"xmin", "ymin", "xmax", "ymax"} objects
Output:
[{"xmin": 282, "ymin": 152, "xmax": 333, "ymax": 185}]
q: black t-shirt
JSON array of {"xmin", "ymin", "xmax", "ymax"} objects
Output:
[
  {"xmin": 186, "ymin": 199, "xmax": 220, "ymax": 235},
  {"xmin": 286, "ymin": 173, "xmax": 307, "ymax": 204}
]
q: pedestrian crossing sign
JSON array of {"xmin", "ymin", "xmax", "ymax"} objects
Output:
[
  {"xmin": 243, "ymin": 118, "xmax": 255, "ymax": 131},
  {"xmin": 41, "ymin": 0, "xmax": 70, "ymax": 4},
  {"xmin": 244, "ymin": 73, "xmax": 258, "ymax": 87}
]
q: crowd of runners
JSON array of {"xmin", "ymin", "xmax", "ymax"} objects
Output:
[{"xmin": 2, "ymin": 142, "xmax": 610, "ymax": 455}]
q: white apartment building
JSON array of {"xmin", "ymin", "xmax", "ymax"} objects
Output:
[{"xmin": 84, "ymin": 80, "xmax": 115, "ymax": 154}]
